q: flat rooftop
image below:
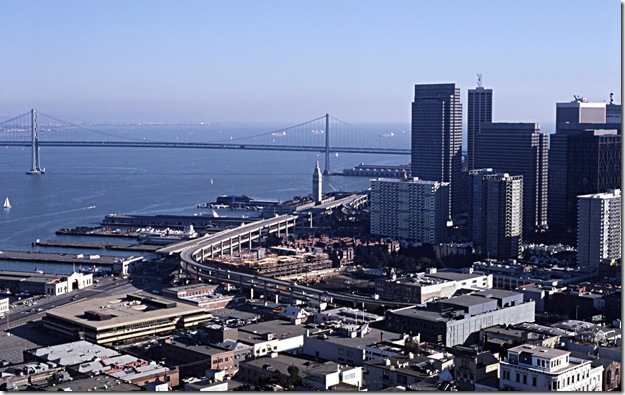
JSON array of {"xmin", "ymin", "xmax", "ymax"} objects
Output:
[
  {"xmin": 389, "ymin": 307, "xmax": 449, "ymax": 322},
  {"xmin": 426, "ymin": 272, "xmax": 485, "ymax": 282},
  {"xmin": 472, "ymin": 289, "xmax": 523, "ymax": 299},
  {"xmin": 40, "ymin": 375, "xmax": 141, "ymax": 391},
  {"xmin": 509, "ymin": 344, "xmax": 569, "ymax": 359},
  {"xmin": 441, "ymin": 294, "xmax": 493, "ymax": 308},
  {"xmin": 28, "ymin": 340, "xmax": 120, "ymax": 366},
  {"xmin": 313, "ymin": 327, "xmax": 404, "ymax": 349},
  {"xmin": 238, "ymin": 320, "xmax": 308, "ymax": 343},
  {"xmin": 45, "ymin": 294, "xmax": 205, "ymax": 331}
]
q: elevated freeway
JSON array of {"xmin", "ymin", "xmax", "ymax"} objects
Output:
[{"xmin": 164, "ymin": 215, "xmax": 411, "ymax": 309}]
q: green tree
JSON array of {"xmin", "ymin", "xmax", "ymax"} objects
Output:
[{"xmin": 287, "ymin": 365, "xmax": 302, "ymax": 388}]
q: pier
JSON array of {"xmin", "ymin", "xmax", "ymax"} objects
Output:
[
  {"xmin": 33, "ymin": 240, "xmax": 162, "ymax": 253},
  {"xmin": 0, "ymin": 250, "xmax": 143, "ymax": 272}
]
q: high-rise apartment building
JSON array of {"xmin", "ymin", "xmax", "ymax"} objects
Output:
[
  {"xmin": 474, "ymin": 123, "xmax": 548, "ymax": 234},
  {"xmin": 469, "ymin": 168, "xmax": 496, "ymax": 252},
  {"xmin": 370, "ymin": 177, "xmax": 449, "ymax": 244},
  {"xmin": 411, "ymin": 83, "xmax": 462, "ymax": 219},
  {"xmin": 577, "ymin": 189, "xmax": 621, "ymax": 269},
  {"xmin": 480, "ymin": 174, "xmax": 523, "ymax": 260},
  {"xmin": 467, "ymin": 84, "xmax": 493, "ymax": 171}
]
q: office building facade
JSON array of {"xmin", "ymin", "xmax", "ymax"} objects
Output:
[
  {"xmin": 474, "ymin": 123, "xmax": 548, "ymax": 234},
  {"xmin": 549, "ymin": 127, "xmax": 621, "ymax": 245},
  {"xmin": 370, "ymin": 177, "xmax": 450, "ymax": 244},
  {"xmin": 467, "ymin": 86, "xmax": 493, "ymax": 171},
  {"xmin": 577, "ymin": 189, "xmax": 621, "ymax": 269},
  {"xmin": 411, "ymin": 83, "xmax": 462, "ymax": 219},
  {"xmin": 549, "ymin": 98, "xmax": 621, "ymax": 244}
]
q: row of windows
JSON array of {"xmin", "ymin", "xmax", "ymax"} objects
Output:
[{"xmin": 502, "ymin": 370, "xmax": 536, "ymax": 387}]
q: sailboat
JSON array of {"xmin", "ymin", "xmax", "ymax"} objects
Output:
[
  {"xmin": 3, "ymin": 197, "xmax": 11, "ymax": 209},
  {"xmin": 210, "ymin": 178, "xmax": 214, "ymax": 185}
]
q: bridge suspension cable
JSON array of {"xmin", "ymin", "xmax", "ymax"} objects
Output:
[{"xmin": 0, "ymin": 110, "xmax": 410, "ymax": 174}]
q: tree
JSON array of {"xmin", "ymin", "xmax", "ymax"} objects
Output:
[{"xmin": 287, "ymin": 365, "xmax": 302, "ymax": 388}]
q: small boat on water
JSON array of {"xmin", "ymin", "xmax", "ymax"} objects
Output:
[
  {"xmin": 17, "ymin": 291, "xmax": 31, "ymax": 297},
  {"xmin": 3, "ymin": 197, "xmax": 11, "ymax": 209},
  {"xmin": 0, "ymin": 288, "xmax": 11, "ymax": 296}
]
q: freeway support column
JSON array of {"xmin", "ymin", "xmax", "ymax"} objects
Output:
[
  {"xmin": 238, "ymin": 235, "xmax": 242, "ymax": 254},
  {"xmin": 220, "ymin": 241, "xmax": 224, "ymax": 258},
  {"xmin": 248, "ymin": 231, "xmax": 253, "ymax": 249},
  {"xmin": 250, "ymin": 288, "xmax": 254, "ymax": 300}
]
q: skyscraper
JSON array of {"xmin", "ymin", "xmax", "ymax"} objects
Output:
[
  {"xmin": 548, "ymin": 98, "xmax": 621, "ymax": 244},
  {"xmin": 577, "ymin": 189, "xmax": 621, "ymax": 269},
  {"xmin": 474, "ymin": 123, "xmax": 548, "ymax": 234},
  {"xmin": 606, "ymin": 93, "xmax": 621, "ymax": 124},
  {"xmin": 469, "ymin": 168, "xmax": 496, "ymax": 252},
  {"xmin": 370, "ymin": 177, "xmax": 450, "ymax": 244},
  {"xmin": 555, "ymin": 97, "xmax": 606, "ymax": 126},
  {"xmin": 481, "ymin": 173, "xmax": 523, "ymax": 260},
  {"xmin": 411, "ymin": 83, "xmax": 462, "ymax": 219},
  {"xmin": 467, "ymin": 78, "xmax": 493, "ymax": 171}
]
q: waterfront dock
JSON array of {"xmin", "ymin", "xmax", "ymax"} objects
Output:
[
  {"xmin": 33, "ymin": 240, "xmax": 161, "ymax": 252},
  {"xmin": 0, "ymin": 250, "xmax": 141, "ymax": 267},
  {"xmin": 56, "ymin": 226, "xmax": 139, "ymax": 238}
]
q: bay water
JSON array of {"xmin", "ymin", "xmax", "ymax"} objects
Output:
[{"xmin": 0, "ymin": 122, "xmax": 408, "ymax": 274}]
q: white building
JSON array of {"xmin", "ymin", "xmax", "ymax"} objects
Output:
[
  {"xmin": 370, "ymin": 177, "xmax": 450, "ymax": 243},
  {"xmin": 237, "ymin": 320, "xmax": 308, "ymax": 358},
  {"xmin": 302, "ymin": 364, "xmax": 363, "ymax": 390},
  {"xmin": 499, "ymin": 344, "xmax": 603, "ymax": 391},
  {"xmin": 577, "ymin": 189, "xmax": 621, "ymax": 269},
  {"xmin": 312, "ymin": 160, "xmax": 323, "ymax": 203},
  {"xmin": 0, "ymin": 298, "xmax": 9, "ymax": 316}
]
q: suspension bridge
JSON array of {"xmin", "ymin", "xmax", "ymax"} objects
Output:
[{"xmin": 0, "ymin": 109, "xmax": 410, "ymax": 175}]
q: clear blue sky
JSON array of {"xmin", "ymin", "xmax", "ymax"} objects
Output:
[{"xmin": 0, "ymin": 0, "xmax": 620, "ymax": 127}]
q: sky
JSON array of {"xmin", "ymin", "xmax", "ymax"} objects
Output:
[{"xmin": 0, "ymin": 0, "xmax": 621, "ymax": 127}]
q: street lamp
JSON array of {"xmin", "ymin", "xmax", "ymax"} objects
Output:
[{"xmin": 575, "ymin": 305, "xmax": 579, "ymax": 320}]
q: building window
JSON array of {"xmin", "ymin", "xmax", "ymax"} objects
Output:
[
  {"xmin": 523, "ymin": 375, "xmax": 527, "ymax": 384},
  {"xmin": 516, "ymin": 373, "xmax": 520, "ymax": 383},
  {"xmin": 532, "ymin": 377, "xmax": 537, "ymax": 387}
]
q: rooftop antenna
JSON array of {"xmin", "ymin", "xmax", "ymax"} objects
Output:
[
  {"xmin": 609, "ymin": 92, "xmax": 614, "ymax": 105},
  {"xmin": 477, "ymin": 73, "xmax": 483, "ymax": 88}
]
